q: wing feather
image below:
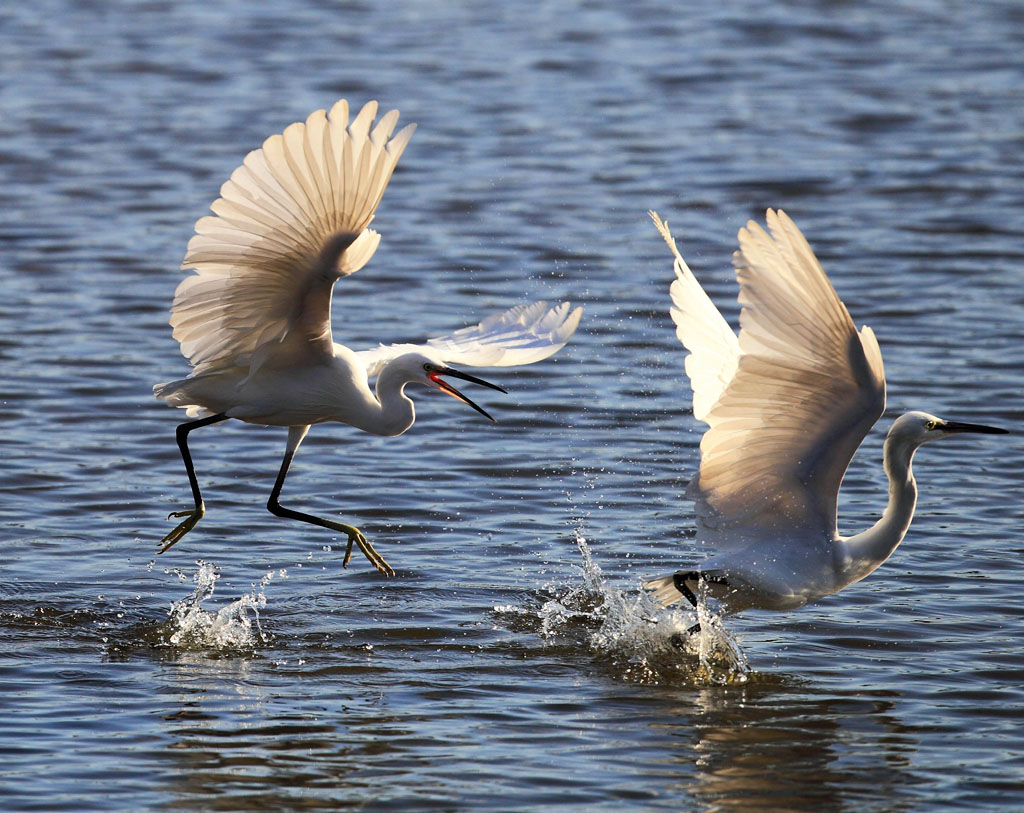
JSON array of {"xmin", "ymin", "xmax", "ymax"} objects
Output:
[
  {"xmin": 656, "ymin": 209, "xmax": 886, "ymax": 550},
  {"xmin": 169, "ymin": 100, "xmax": 417, "ymax": 377},
  {"xmin": 353, "ymin": 301, "xmax": 583, "ymax": 377},
  {"xmin": 650, "ymin": 212, "xmax": 741, "ymax": 423}
]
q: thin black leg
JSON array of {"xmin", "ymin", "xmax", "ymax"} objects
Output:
[
  {"xmin": 159, "ymin": 412, "xmax": 228, "ymax": 553},
  {"xmin": 672, "ymin": 571, "xmax": 730, "ymax": 639},
  {"xmin": 673, "ymin": 571, "xmax": 700, "ymax": 608},
  {"xmin": 266, "ymin": 449, "xmax": 396, "ymax": 577}
]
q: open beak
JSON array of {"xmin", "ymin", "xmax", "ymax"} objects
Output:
[
  {"xmin": 428, "ymin": 366, "xmax": 507, "ymax": 423},
  {"xmin": 941, "ymin": 420, "xmax": 1008, "ymax": 435}
]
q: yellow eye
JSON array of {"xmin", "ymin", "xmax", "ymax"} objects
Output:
[
  {"xmin": 423, "ymin": 363, "xmax": 434, "ymax": 373},
  {"xmin": 925, "ymin": 420, "xmax": 938, "ymax": 430}
]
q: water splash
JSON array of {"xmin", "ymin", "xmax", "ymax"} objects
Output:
[
  {"xmin": 502, "ymin": 536, "xmax": 749, "ymax": 685},
  {"xmin": 161, "ymin": 561, "xmax": 277, "ymax": 650}
]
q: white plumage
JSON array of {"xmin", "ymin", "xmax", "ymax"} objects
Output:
[
  {"xmin": 171, "ymin": 100, "xmax": 414, "ymax": 379},
  {"xmin": 355, "ymin": 301, "xmax": 582, "ymax": 376},
  {"xmin": 154, "ymin": 100, "xmax": 581, "ymax": 575},
  {"xmin": 646, "ymin": 210, "xmax": 1005, "ymax": 622}
]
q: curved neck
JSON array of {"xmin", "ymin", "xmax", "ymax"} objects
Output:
[
  {"xmin": 840, "ymin": 435, "xmax": 919, "ymax": 585},
  {"xmin": 360, "ymin": 362, "xmax": 416, "ymax": 437}
]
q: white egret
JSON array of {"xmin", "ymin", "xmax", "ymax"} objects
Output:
[
  {"xmin": 644, "ymin": 209, "xmax": 1006, "ymax": 626},
  {"xmin": 154, "ymin": 100, "xmax": 582, "ymax": 575}
]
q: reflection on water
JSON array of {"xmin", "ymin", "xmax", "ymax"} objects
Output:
[{"xmin": 672, "ymin": 684, "xmax": 919, "ymax": 812}]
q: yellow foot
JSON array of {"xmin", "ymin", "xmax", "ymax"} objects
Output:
[
  {"xmin": 340, "ymin": 526, "xmax": 395, "ymax": 577},
  {"xmin": 158, "ymin": 505, "xmax": 204, "ymax": 554}
]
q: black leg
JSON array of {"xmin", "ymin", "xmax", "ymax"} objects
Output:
[
  {"xmin": 672, "ymin": 571, "xmax": 730, "ymax": 639},
  {"xmin": 159, "ymin": 412, "xmax": 228, "ymax": 553},
  {"xmin": 673, "ymin": 571, "xmax": 701, "ymax": 608},
  {"xmin": 266, "ymin": 448, "xmax": 396, "ymax": 577}
]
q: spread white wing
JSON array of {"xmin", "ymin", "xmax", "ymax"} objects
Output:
[
  {"xmin": 652, "ymin": 212, "xmax": 740, "ymax": 423},
  {"xmin": 652, "ymin": 209, "xmax": 886, "ymax": 550},
  {"xmin": 169, "ymin": 100, "xmax": 416, "ymax": 377},
  {"xmin": 354, "ymin": 301, "xmax": 583, "ymax": 376}
]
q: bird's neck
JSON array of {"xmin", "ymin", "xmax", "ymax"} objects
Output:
[
  {"xmin": 364, "ymin": 363, "xmax": 416, "ymax": 437},
  {"xmin": 839, "ymin": 435, "xmax": 919, "ymax": 586}
]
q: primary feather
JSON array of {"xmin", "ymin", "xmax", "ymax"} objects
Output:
[
  {"xmin": 169, "ymin": 100, "xmax": 416, "ymax": 377},
  {"xmin": 652, "ymin": 212, "xmax": 739, "ymax": 423},
  {"xmin": 354, "ymin": 300, "xmax": 583, "ymax": 377}
]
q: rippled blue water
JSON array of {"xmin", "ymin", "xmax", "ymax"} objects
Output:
[{"xmin": 3, "ymin": 0, "xmax": 1024, "ymax": 809}]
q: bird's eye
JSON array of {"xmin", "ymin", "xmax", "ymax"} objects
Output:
[
  {"xmin": 925, "ymin": 420, "xmax": 938, "ymax": 430},
  {"xmin": 423, "ymin": 363, "xmax": 434, "ymax": 373}
]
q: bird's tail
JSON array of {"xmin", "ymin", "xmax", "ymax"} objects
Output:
[
  {"xmin": 153, "ymin": 376, "xmax": 219, "ymax": 419},
  {"xmin": 642, "ymin": 575, "xmax": 687, "ymax": 607}
]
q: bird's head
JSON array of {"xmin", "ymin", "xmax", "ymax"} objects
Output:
[
  {"xmin": 394, "ymin": 352, "xmax": 507, "ymax": 422},
  {"xmin": 889, "ymin": 410, "xmax": 1008, "ymax": 447}
]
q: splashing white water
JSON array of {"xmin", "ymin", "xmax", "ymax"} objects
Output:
[
  {"xmin": 503, "ymin": 536, "xmax": 749, "ymax": 685},
  {"xmin": 163, "ymin": 561, "xmax": 277, "ymax": 649}
]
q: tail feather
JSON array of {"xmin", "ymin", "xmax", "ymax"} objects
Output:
[
  {"xmin": 642, "ymin": 575, "xmax": 687, "ymax": 607},
  {"xmin": 153, "ymin": 377, "xmax": 217, "ymax": 419}
]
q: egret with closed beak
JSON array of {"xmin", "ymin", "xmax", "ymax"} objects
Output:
[{"xmin": 645, "ymin": 209, "xmax": 1005, "ymax": 627}]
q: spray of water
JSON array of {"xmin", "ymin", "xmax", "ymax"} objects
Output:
[
  {"xmin": 162, "ymin": 561, "xmax": 277, "ymax": 649},
  {"xmin": 504, "ymin": 535, "xmax": 749, "ymax": 685}
]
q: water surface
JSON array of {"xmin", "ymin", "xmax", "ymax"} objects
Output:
[{"xmin": 2, "ymin": 0, "xmax": 1024, "ymax": 809}]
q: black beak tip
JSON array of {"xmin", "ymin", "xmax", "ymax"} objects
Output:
[
  {"xmin": 469, "ymin": 401, "xmax": 498, "ymax": 423},
  {"xmin": 945, "ymin": 421, "xmax": 1009, "ymax": 435}
]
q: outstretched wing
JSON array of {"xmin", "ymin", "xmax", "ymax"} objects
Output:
[
  {"xmin": 656, "ymin": 209, "xmax": 886, "ymax": 549},
  {"xmin": 651, "ymin": 212, "xmax": 740, "ymax": 422},
  {"xmin": 169, "ymin": 100, "xmax": 416, "ymax": 377},
  {"xmin": 353, "ymin": 301, "xmax": 583, "ymax": 376}
]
